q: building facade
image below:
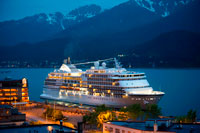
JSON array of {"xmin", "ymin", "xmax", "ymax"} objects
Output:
[
  {"xmin": 0, "ymin": 78, "xmax": 29, "ymax": 105},
  {"xmin": 103, "ymin": 120, "xmax": 200, "ymax": 133}
]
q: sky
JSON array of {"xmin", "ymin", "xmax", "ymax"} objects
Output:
[{"xmin": 0, "ymin": 0, "xmax": 128, "ymax": 22}]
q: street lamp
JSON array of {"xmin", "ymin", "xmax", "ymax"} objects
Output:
[{"xmin": 47, "ymin": 126, "xmax": 53, "ymax": 133}]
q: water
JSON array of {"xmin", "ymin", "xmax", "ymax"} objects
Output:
[
  {"xmin": 0, "ymin": 68, "xmax": 200, "ymax": 118},
  {"xmin": 0, "ymin": 68, "xmax": 53, "ymax": 103}
]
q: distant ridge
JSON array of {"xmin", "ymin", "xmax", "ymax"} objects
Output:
[
  {"xmin": 0, "ymin": 4, "xmax": 101, "ymax": 46},
  {"xmin": 0, "ymin": 0, "xmax": 199, "ymax": 68}
]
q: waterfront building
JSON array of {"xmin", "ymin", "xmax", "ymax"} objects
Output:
[
  {"xmin": 103, "ymin": 119, "xmax": 200, "ymax": 133},
  {"xmin": 0, "ymin": 78, "xmax": 29, "ymax": 105},
  {"xmin": 0, "ymin": 105, "xmax": 25, "ymax": 125}
]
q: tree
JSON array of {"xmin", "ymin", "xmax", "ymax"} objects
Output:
[
  {"xmin": 54, "ymin": 110, "xmax": 64, "ymax": 120},
  {"xmin": 83, "ymin": 112, "xmax": 98, "ymax": 124},
  {"xmin": 95, "ymin": 104, "xmax": 111, "ymax": 114},
  {"xmin": 176, "ymin": 115, "xmax": 186, "ymax": 123},
  {"xmin": 146, "ymin": 104, "xmax": 161, "ymax": 119},
  {"xmin": 43, "ymin": 107, "xmax": 64, "ymax": 121},
  {"xmin": 186, "ymin": 109, "xmax": 196, "ymax": 123},
  {"xmin": 126, "ymin": 104, "xmax": 144, "ymax": 120},
  {"xmin": 83, "ymin": 104, "xmax": 112, "ymax": 126},
  {"xmin": 97, "ymin": 111, "xmax": 116, "ymax": 128},
  {"xmin": 43, "ymin": 107, "xmax": 53, "ymax": 117}
]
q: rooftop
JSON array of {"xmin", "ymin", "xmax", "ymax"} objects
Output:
[
  {"xmin": 0, "ymin": 105, "xmax": 12, "ymax": 109},
  {"xmin": 109, "ymin": 121, "xmax": 200, "ymax": 132}
]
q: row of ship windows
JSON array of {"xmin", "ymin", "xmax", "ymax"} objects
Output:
[
  {"xmin": 114, "ymin": 74, "xmax": 145, "ymax": 77},
  {"xmin": 85, "ymin": 74, "xmax": 145, "ymax": 78},
  {"xmin": 88, "ymin": 82, "xmax": 118, "ymax": 86},
  {"xmin": 91, "ymin": 95, "xmax": 123, "ymax": 99},
  {"xmin": 45, "ymin": 83, "xmax": 147, "ymax": 91},
  {"xmin": 87, "ymin": 78, "xmax": 145, "ymax": 81},
  {"xmin": 64, "ymin": 80, "xmax": 80, "ymax": 84},
  {"xmin": 46, "ymin": 78, "xmax": 145, "ymax": 84},
  {"xmin": 131, "ymin": 98, "xmax": 156, "ymax": 101},
  {"xmin": 84, "ymin": 74, "xmax": 108, "ymax": 78},
  {"xmin": 87, "ymin": 78, "xmax": 113, "ymax": 82},
  {"xmin": 89, "ymin": 86, "xmax": 122, "ymax": 90},
  {"xmin": 90, "ymin": 90, "xmax": 124, "ymax": 94},
  {"xmin": 48, "ymin": 76, "xmax": 81, "ymax": 81}
]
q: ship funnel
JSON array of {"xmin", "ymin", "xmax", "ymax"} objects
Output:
[
  {"xmin": 102, "ymin": 62, "xmax": 106, "ymax": 68},
  {"xmin": 63, "ymin": 59, "xmax": 67, "ymax": 64},
  {"xmin": 94, "ymin": 61, "xmax": 99, "ymax": 69}
]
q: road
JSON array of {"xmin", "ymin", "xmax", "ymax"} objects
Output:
[{"xmin": 22, "ymin": 108, "xmax": 83, "ymax": 128}]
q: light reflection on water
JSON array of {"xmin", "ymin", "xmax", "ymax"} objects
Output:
[{"xmin": 0, "ymin": 68, "xmax": 200, "ymax": 117}]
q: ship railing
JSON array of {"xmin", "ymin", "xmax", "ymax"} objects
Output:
[{"xmin": 110, "ymin": 76, "xmax": 146, "ymax": 79}]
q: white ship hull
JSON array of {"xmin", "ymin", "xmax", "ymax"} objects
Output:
[{"xmin": 40, "ymin": 93, "xmax": 163, "ymax": 108}]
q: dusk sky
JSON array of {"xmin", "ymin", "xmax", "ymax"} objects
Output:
[{"xmin": 0, "ymin": 0, "xmax": 128, "ymax": 22}]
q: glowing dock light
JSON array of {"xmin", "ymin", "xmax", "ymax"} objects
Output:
[{"xmin": 47, "ymin": 126, "xmax": 53, "ymax": 132}]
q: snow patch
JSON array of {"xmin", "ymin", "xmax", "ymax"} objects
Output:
[
  {"xmin": 174, "ymin": 1, "xmax": 178, "ymax": 6},
  {"xmin": 37, "ymin": 15, "xmax": 45, "ymax": 22},
  {"xmin": 60, "ymin": 19, "xmax": 65, "ymax": 30},
  {"xmin": 46, "ymin": 14, "xmax": 57, "ymax": 24},
  {"xmin": 85, "ymin": 13, "xmax": 95, "ymax": 18},
  {"xmin": 162, "ymin": 10, "xmax": 170, "ymax": 17},
  {"xmin": 179, "ymin": 0, "xmax": 191, "ymax": 5},
  {"xmin": 135, "ymin": 0, "xmax": 155, "ymax": 12},
  {"xmin": 65, "ymin": 15, "xmax": 77, "ymax": 20},
  {"xmin": 158, "ymin": 1, "xmax": 164, "ymax": 6}
]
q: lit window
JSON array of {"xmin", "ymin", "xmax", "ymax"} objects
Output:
[{"xmin": 22, "ymin": 78, "xmax": 27, "ymax": 87}]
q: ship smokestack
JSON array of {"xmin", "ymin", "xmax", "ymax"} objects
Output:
[{"xmin": 63, "ymin": 59, "xmax": 67, "ymax": 64}]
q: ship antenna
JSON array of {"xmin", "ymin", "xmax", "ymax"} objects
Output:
[
  {"xmin": 67, "ymin": 57, "xmax": 71, "ymax": 64},
  {"xmin": 114, "ymin": 58, "xmax": 122, "ymax": 69},
  {"xmin": 159, "ymin": 84, "xmax": 162, "ymax": 92}
]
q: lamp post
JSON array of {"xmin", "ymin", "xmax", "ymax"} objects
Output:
[
  {"xmin": 60, "ymin": 120, "xmax": 64, "ymax": 132},
  {"xmin": 46, "ymin": 113, "xmax": 47, "ymax": 123},
  {"xmin": 47, "ymin": 126, "xmax": 53, "ymax": 133},
  {"xmin": 54, "ymin": 101, "xmax": 55, "ymax": 121}
]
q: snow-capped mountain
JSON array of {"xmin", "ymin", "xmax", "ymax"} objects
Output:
[
  {"xmin": 0, "ymin": 4, "xmax": 101, "ymax": 46},
  {"xmin": 43, "ymin": 4, "xmax": 102, "ymax": 30},
  {"xmin": 131, "ymin": 0, "xmax": 194, "ymax": 17},
  {"xmin": 0, "ymin": 0, "xmax": 199, "ymax": 68}
]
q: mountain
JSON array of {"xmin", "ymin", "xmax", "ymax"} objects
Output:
[
  {"xmin": 132, "ymin": 0, "xmax": 194, "ymax": 17},
  {"xmin": 122, "ymin": 30, "xmax": 200, "ymax": 68},
  {"xmin": 75, "ymin": 0, "xmax": 200, "ymax": 58},
  {"xmin": 0, "ymin": 4, "xmax": 101, "ymax": 46},
  {"xmin": 0, "ymin": 0, "xmax": 195, "ymax": 46},
  {"xmin": 55, "ymin": 1, "xmax": 161, "ymax": 39},
  {"xmin": 0, "ymin": 0, "xmax": 162, "ymax": 67},
  {"xmin": 0, "ymin": 0, "xmax": 199, "ymax": 68}
]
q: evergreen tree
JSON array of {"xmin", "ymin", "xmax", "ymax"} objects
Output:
[{"xmin": 146, "ymin": 104, "xmax": 161, "ymax": 118}]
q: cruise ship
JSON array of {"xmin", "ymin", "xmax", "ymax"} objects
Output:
[{"xmin": 40, "ymin": 58, "xmax": 164, "ymax": 108}]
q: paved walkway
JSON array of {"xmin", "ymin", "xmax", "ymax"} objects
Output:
[{"xmin": 22, "ymin": 108, "xmax": 83, "ymax": 128}]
